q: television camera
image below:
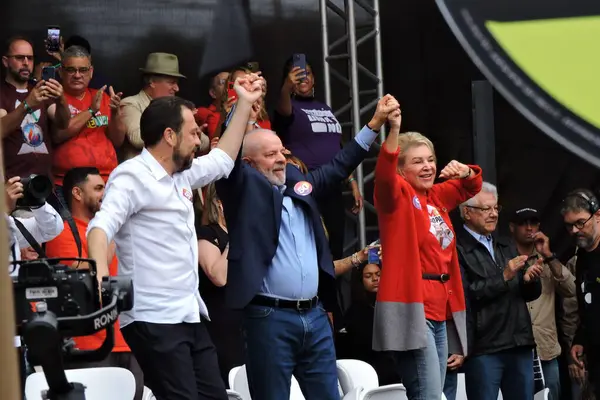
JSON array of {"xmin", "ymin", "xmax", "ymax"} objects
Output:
[{"xmin": 11, "ymin": 257, "xmax": 134, "ymax": 400}]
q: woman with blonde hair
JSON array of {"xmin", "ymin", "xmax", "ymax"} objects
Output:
[{"xmin": 373, "ymin": 108, "xmax": 482, "ymax": 400}]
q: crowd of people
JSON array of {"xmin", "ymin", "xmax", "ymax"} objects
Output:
[{"xmin": 2, "ymin": 31, "xmax": 600, "ymax": 400}]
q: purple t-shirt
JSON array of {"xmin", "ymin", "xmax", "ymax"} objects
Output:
[{"xmin": 274, "ymin": 97, "xmax": 342, "ymax": 170}]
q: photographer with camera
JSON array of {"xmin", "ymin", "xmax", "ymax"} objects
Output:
[
  {"xmin": 45, "ymin": 167, "xmax": 143, "ymax": 400},
  {"xmin": 5, "ymin": 174, "xmax": 63, "ymax": 397},
  {"xmin": 6, "ymin": 175, "xmax": 63, "ymax": 275}
]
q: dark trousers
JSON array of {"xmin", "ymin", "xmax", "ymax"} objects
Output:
[
  {"xmin": 64, "ymin": 352, "xmax": 144, "ymax": 400},
  {"xmin": 464, "ymin": 347, "xmax": 534, "ymax": 400},
  {"xmin": 121, "ymin": 321, "xmax": 227, "ymax": 400}
]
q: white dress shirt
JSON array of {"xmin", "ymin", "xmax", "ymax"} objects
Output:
[
  {"xmin": 87, "ymin": 148, "xmax": 234, "ymax": 327},
  {"xmin": 7, "ymin": 203, "xmax": 64, "ymax": 276}
]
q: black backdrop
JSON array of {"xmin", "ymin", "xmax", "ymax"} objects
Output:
[{"xmin": 2, "ymin": 0, "xmax": 598, "ymax": 259}]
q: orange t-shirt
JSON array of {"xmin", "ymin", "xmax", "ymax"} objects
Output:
[
  {"xmin": 52, "ymin": 89, "xmax": 118, "ymax": 186},
  {"xmin": 45, "ymin": 218, "xmax": 130, "ymax": 352}
]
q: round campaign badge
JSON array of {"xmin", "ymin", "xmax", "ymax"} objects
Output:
[
  {"xmin": 412, "ymin": 195, "xmax": 422, "ymax": 210},
  {"xmin": 22, "ymin": 123, "xmax": 44, "ymax": 147},
  {"xmin": 294, "ymin": 181, "xmax": 313, "ymax": 196}
]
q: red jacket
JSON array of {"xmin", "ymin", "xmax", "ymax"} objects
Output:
[{"xmin": 373, "ymin": 144, "xmax": 482, "ymax": 354}]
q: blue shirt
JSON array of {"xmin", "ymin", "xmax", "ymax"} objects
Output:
[
  {"xmin": 464, "ymin": 224, "xmax": 495, "ymax": 261},
  {"xmin": 259, "ymin": 125, "xmax": 378, "ymax": 300}
]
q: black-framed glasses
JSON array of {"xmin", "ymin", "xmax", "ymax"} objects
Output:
[
  {"xmin": 5, "ymin": 55, "xmax": 34, "ymax": 62},
  {"xmin": 62, "ymin": 66, "xmax": 91, "ymax": 75},
  {"xmin": 466, "ymin": 205, "xmax": 502, "ymax": 214},
  {"xmin": 564, "ymin": 214, "xmax": 594, "ymax": 231}
]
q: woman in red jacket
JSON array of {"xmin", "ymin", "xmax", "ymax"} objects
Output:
[{"xmin": 373, "ymin": 107, "xmax": 482, "ymax": 400}]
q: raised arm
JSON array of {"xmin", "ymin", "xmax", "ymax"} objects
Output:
[
  {"xmin": 1, "ymin": 81, "xmax": 49, "ymax": 137},
  {"xmin": 54, "ymin": 86, "xmax": 108, "ymax": 144},
  {"xmin": 184, "ymin": 74, "xmax": 264, "ymax": 189},
  {"xmin": 276, "ymin": 66, "xmax": 304, "ymax": 117},
  {"xmin": 44, "ymin": 79, "xmax": 70, "ymax": 130},
  {"xmin": 105, "ymin": 87, "xmax": 127, "ymax": 147},
  {"xmin": 374, "ymin": 103, "xmax": 409, "ymax": 214},
  {"xmin": 429, "ymin": 162, "xmax": 482, "ymax": 212},
  {"xmin": 309, "ymin": 95, "xmax": 398, "ymax": 194}
]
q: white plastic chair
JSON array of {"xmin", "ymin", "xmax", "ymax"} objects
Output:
[
  {"xmin": 142, "ymin": 386, "xmax": 156, "ymax": 400},
  {"xmin": 342, "ymin": 386, "xmax": 364, "ymax": 400},
  {"xmin": 336, "ymin": 359, "xmax": 407, "ymax": 399},
  {"xmin": 26, "ymin": 367, "xmax": 136, "ymax": 400},
  {"xmin": 534, "ymin": 388, "xmax": 550, "ymax": 400},
  {"xmin": 227, "ymin": 389, "xmax": 246, "ymax": 400},
  {"xmin": 229, "ymin": 364, "xmax": 305, "ymax": 400},
  {"xmin": 362, "ymin": 385, "xmax": 408, "ymax": 400},
  {"xmin": 336, "ymin": 359, "xmax": 379, "ymax": 393}
]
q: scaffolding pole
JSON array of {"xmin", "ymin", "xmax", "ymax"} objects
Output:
[{"xmin": 320, "ymin": 0, "xmax": 385, "ymax": 250}]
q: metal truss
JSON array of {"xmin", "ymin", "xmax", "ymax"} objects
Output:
[{"xmin": 319, "ymin": 0, "xmax": 385, "ymax": 250}]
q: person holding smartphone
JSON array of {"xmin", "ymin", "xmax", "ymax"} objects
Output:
[
  {"xmin": 1, "ymin": 36, "xmax": 70, "ymax": 181},
  {"xmin": 275, "ymin": 55, "xmax": 363, "ymax": 263}
]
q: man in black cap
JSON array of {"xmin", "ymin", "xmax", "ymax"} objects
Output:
[{"xmin": 510, "ymin": 207, "xmax": 576, "ymax": 400}]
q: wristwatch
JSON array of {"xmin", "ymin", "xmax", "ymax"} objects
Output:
[{"xmin": 543, "ymin": 253, "xmax": 557, "ymax": 263}]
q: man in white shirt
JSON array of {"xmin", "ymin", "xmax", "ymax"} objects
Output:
[{"xmin": 87, "ymin": 73, "xmax": 264, "ymax": 400}]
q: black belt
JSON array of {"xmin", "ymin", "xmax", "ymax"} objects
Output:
[
  {"xmin": 250, "ymin": 295, "xmax": 319, "ymax": 310},
  {"xmin": 422, "ymin": 273, "xmax": 450, "ymax": 283}
]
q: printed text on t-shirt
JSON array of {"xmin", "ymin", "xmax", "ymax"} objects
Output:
[{"xmin": 301, "ymin": 108, "xmax": 342, "ymax": 134}]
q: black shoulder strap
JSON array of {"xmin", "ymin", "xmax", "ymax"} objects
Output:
[
  {"xmin": 63, "ymin": 212, "xmax": 82, "ymax": 258},
  {"xmin": 13, "ymin": 218, "xmax": 46, "ymax": 258}
]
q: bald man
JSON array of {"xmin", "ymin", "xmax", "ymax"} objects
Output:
[{"xmin": 216, "ymin": 95, "xmax": 399, "ymax": 400}]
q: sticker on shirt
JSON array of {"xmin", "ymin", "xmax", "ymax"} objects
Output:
[
  {"xmin": 294, "ymin": 181, "xmax": 313, "ymax": 196},
  {"xmin": 15, "ymin": 99, "xmax": 48, "ymax": 155},
  {"xmin": 182, "ymin": 188, "xmax": 193, "ymax": 202},
  {"xmin": 301, "ymin": 108, "xmax": 342, "ymax": 134},
  {"xmin": 427, "ymin": 205, "xmax": 455, "ymax": 250},
  {"xmin": 413, "ymin": 195, "xmax": 422, "ymax": 210}
]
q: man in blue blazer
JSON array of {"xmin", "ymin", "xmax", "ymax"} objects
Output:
[{"xmin": 216, "ymin": 94, "xmax": 399, "ymax": 399}]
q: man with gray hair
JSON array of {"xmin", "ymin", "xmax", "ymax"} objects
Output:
[
  {"xmin": 456, "ymin": 181, "xmax": 543, "ymax": 400},
  {"xmin": 52, "ymin": 45, "xmax": 126, "ymax": 212},
  {"xmin": 563, "ymin": 189, "xmax": 600, "ymax": 399}
]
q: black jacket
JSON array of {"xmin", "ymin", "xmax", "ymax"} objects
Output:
[{"xmin": 457, "ymin": 226, "xmax": 541, "ymax": 356}]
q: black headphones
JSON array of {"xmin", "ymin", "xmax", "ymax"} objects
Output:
[{"xmin": 570, "ymin": 191, "xmax": 600, "ymax": 214}]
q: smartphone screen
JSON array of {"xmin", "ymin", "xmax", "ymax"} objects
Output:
[
  {"xmin": 368, "ymin": 239, "xmax": 381, "ymax": 264},
  {"xmin": 227, "ymin": 81, "xmax": 237, "ymax": 102},
  {"xmin": 292, "ymin": 53, "xmax": 307, "ymax": 80},
  {"xmin": 41, "ymin": 66, "xmax": 56, "ymax": 82},
  {"xmin": 47, "ymin": 26, "xmax": 61, "ymax": 53}
]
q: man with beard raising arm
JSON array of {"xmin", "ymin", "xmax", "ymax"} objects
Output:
[{"xmin": 86, "ymin": 73, "xmax": 264, "ymax": 400}]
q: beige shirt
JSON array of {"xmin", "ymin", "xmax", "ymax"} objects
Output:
[
  {"xmin": 120, "ymin": 90, "xmax": 152, "ymax": 161},
  {"xmin": 527, "ymin": 252, "xmax": 576, "ymax": 360},
  {"xmin": 559, "ymin": 255, "xmax": 579, "ymax": 349},
  {"xmin": 119, "ymin": 90, "xmax": 209, "ymax": 161}
]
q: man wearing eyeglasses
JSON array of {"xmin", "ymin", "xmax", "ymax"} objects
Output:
[
  {"xmin": 0, "ymin": 36, "xmax": 70, "ymax": 180},
  {"xmin": 51, "ymin": 45, "xmax": 126, "ymax": 211},
  {"xmin": 455, "ymin": 181, "xmax": 543, "ymax": 400},
  {"xmin": 563, "ymin": 189, "xmax": 600, "ymax": 399}
]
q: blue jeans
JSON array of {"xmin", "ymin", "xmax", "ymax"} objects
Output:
[
  {"xmin": 393, "ymin": 320, "xmax": 448, "ymax": 400},
  {"xmin": 541, "ymin": 358, "xmax": 560, "ymax": 400},
  {"xmin": 443, "ymin": 369, "xmax": 458, "ymax": 400},
  {"xmin": 242, "ymin": 304, "xmax": 339, "ymax": 400},
  {"xmin": 464, "ymin": 347, "xmax": 534, "ymax": 400}
]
